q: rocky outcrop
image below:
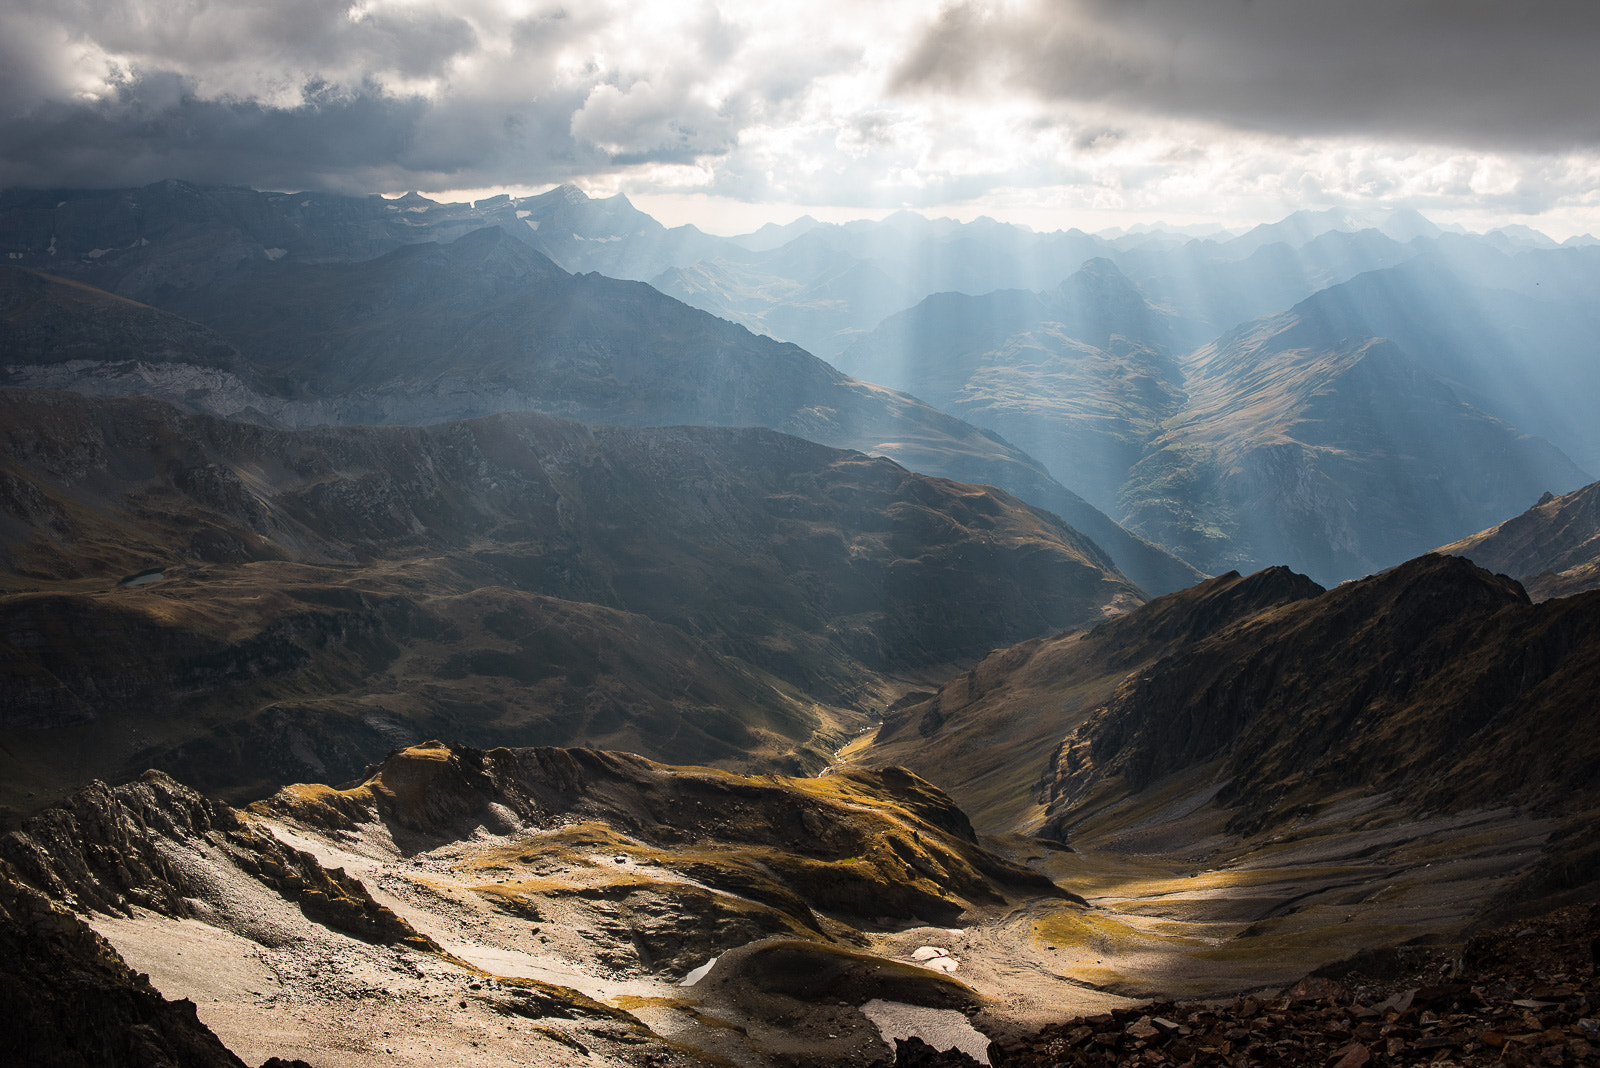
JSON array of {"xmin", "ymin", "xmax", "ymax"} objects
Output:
[
  {"xmin": 0, "ymin": 857, "xmax": 248, "ymax": 1068},
  {"xmin": 989, "ymin": 902, "xmax": 1600, "ymax": 1068},
  {"xmin": 1, "ymin": 771, "xmax": 438, "ymax": 951}
]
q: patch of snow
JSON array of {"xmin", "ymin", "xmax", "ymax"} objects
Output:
[
  {"xmin": 679, "ymin": 956, "xmax": 718, "ymax": 987},
  {"xmin": 56, "ymin": 201, "xmax": 66, "ymax": 208},
  {"xmin": 860, "ymin": 999, "xmax": 990, "ymax": 1065},
  {"xmin": 6, "ymin": 252, "xmax": 20, "ymax": 260},
  {"xmin": 523, "ymin": 218, "xmax": 540, "ymax": 231},
  {"xmin": 911, "ymin": 946, "xmax": 947, "ymax": 961},
  {"xmin": 47, "ymin": 235, "xmax": 56, "ymax": 255},
  {"xmin": 86, "ymin": 248, "xmax": 112, "ymax": 259},
  {"xmin": 515, "ymin": 210, "xmax": 531, "ymax": 219},
  {"xmin": 140, "ymin": 237, "xmax": 150, "ymax": 246},
  {"xmin": 264, "ymin": 248, "xmax": 288, "ymax": 261}
]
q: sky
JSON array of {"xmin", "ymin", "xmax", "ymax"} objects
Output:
[{"xmin": 3, "ymin": 0, "xmax": 1600, "ymax": 237}]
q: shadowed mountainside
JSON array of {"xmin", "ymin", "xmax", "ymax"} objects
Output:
[
  {"xmin": 868, "ymin": 554, "xmax": 1600, "ymax": 847},
  {"xmin": 1044, "ymin": 555, "xmax": 1600, "ymax": 839},
  {"xmin": 0, "ymin": 389, "xmax": 1142, "ymax": 812},
  {"xmin": 864, "ymin": 566, "xmax": 1325, "ymax": 832}
]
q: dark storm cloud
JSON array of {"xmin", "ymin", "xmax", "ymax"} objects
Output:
[
  {"xmin": 896, "ymin": 0, "xmax": 1600, "ymax": 151},
  {"xmin": 0, "ymin": 70, "xmax": 607, "ymax": 193}
]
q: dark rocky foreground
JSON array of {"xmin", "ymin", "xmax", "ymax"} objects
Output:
[
  {"xmin": 0, "ymin": 857, "xmax": 247, "ymax": 1068},
  {"xmin": 976, "ymin": 903, "xmax": 1600, "ymax": 1068}
]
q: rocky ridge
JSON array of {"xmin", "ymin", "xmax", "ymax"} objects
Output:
[
  {"xmin": 0, "ymin": 742, "xmax": 1088, "ymax": 1067},
  {"xmin": 0, "ymin": 856, "xmax": 250, "ymax": 1068},
  {"xmin": 1046, "ymin": 554, "xmax": 1600, "ymax": 840},
  {"xmin": 257, "ymin": 741, "xmax": 1069, "ymax": 937},
  {"xmin": 1440, "ymin": 480, "xmax": 1600, "ymax": 601}
]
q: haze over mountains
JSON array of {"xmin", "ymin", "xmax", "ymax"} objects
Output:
[
  {"xmin": 3, "ymin": 179, "xmax": 1600, "ymax": 1067},
  {"xmin": 5, "ymin": 180, "xmax": 1590, "ymax": 586}
]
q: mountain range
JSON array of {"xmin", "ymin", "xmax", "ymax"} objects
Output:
[
  {"xmin": 838, "ymin": 250, "xmax": 1592, "ymax": 583},
  {"xmin": 7, "ymin": 180, "xmax": 1593, "ymax": 586},
  {"xmin": 3, "ymin": 179, "xmax": 1600, "ymax": 1067}
]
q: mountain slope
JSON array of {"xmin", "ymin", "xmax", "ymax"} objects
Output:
[
  {"xmin": 0, "ymin": 266, "xmax": 293, "ymax": 421},
  {"xmin": 1045, "ymin": 555, "xmax": 1600, "ymax": 838},
  {"xmin": 0, "ymin": 389, "xmax": 1141, "ymax": 810},
  {"xmin": 1121, "ymin": 306, "xmax": 1589, "ymax": 583},
  {"xmin": 1439, "ymin": 480, "xmax": 1600, "ymax": 600},
  {"xmin": 136, "ymin": 226, "xmax": 1201, "ymax": 595},
  {"xmin": 863, "ymin": 566, "xmax": 1324, "ymax": 832},
  {"xmin": 2, "ymin": 743, "xmax": 1062, "ymax": 1067},
  {"xmin": 836, "ymin": 259, "xmax": 1187, "ymax": 511},
  {"xmin": 1280, "ymin": 247, "xmax": 1600, "ymax": 473}
]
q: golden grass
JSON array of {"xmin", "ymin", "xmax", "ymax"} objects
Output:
[{"xmin": 1032, "ymin": 906, "xmax": 1209, "ymax": 955}]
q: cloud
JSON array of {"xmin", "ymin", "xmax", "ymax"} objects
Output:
[
  {"xmin": 894, "ymin": 0, "xmax": 1600, "ymax": 152},
  {"xmin": 0, "ymin": 0, "xmax": 745, "ymax": 190},
  {"xmin": 1, "ymin": 0, "xmax": 1598, "ymax": 237}
]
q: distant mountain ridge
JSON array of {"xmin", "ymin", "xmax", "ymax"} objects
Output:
[
  {"xmin": 837, "ymin": 259, "xmax": 1188, "ymax": 511},
  {"xmin": 842, "ymin": 251, "xmax": 1591, "ymax": 584},
  {"xmin": 0, "ymin": 221, "xmax": 1203, "ymax": 596},
  {"xmin": 6, "ymin": 179, "xmax": 1596, "ymax": 590}
]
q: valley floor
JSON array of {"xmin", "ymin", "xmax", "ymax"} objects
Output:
[{"xmin": 81, "ymin": 784, "xmax": 1554, "ymax": 1067}]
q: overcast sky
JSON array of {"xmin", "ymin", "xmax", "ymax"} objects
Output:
[{"xmin": 4, "ymin": 0, "xmax": 1599, "ymax": 235}]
